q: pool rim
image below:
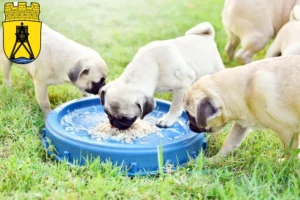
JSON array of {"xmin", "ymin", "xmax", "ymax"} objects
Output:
[{"xmin": 45, "ymin": 96, "xmax": 203, "ymax": 150}]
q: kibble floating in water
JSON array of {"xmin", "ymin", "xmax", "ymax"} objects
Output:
[{"xmin": 89, "ymin": 119, "xmax": 163, "ymax": 143}]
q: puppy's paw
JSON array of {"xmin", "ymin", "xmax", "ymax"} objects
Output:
[
  {"xmin": 156, "ymin": 114, "xmax": 177, "ymax": 128},
  {"xmin": 3, "ymin": 80, "xmax": 11, "ymax": 87},
  {"xmin": 235, "ymin": 49, "xmax": 253, "ymax": 64},
  {"xmin": 206, "ymin": 155, "xmax": 223, "ymax": 165}
]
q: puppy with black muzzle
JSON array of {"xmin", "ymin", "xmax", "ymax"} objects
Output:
[
  {"xmin": 100, "ymin": 22, "xmax": 224, "ymax": 130},
  {"xmin": 0, "ymin": 23, "xmax": 108, "ymax": 119},
  {"xmin": 184, "ymin": 56, "xmax": 300, "ymax": 161}
]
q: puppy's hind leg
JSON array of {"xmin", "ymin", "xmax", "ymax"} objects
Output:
[
  {"xmin": 33, "ymin": 80, "xmax": 52, "ymax": 120},
  {"xmin": 235, "ymin": 32, "xmax": 271, "ymax": 64},
  {"xmin": 156, "ymin": 89, "xmax": 186, "ymax": 128},
  {"xmin": 1, "ymin": 58, "xmax": 12, "ymax": 87},
  {"xmin": 225, "ymin": 30, "xmax": 240, "ymax": 61}
]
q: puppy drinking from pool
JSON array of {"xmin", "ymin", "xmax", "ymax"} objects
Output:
[
  {"xmin": 99, "ymin": 22, "xmax": 224, "ymax": 130},
  {"xmin": 184, "ymin": 56, "xmax": 300, "ymax": 161}
]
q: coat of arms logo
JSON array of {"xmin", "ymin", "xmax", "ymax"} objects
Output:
[{"xmin": 2, "ymin": 2, "xmax": 41, "ymax": 64}]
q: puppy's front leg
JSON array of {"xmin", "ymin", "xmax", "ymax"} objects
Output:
[
  {"xmin": 156, "ymin": 89, "xmax": 185, "ymax": 128},
  {"xmin": 2, "ymin": 59, "xmax": 12, "ymax": 87},
  {"xmin": 33, "ymin": 80, "xmax": 51, "ymax": 120},
  {"xmin": 216, "ymin": 122, "xmax": 251, "ymax": 158}
]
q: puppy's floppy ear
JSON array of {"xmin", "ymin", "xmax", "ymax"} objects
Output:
[
  {"xmin": 99, "ymin": 88, "xmax": 106, "ymax": 106},
  {"xmin": 136, "ymin": 96, "xmax": 156, "ymax": 119},
  {"xmin": 68, "ymin": 61, "xmax": 89, "ymax": 83},
  {"xmin": 99, "ymin": 83, "xmax": 112, "ymax": 106},
  {"xmin": 196, "ymin": 97, "xmax": 221, "ymax": 128}
]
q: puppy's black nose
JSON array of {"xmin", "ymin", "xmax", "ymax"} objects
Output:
[
  {"xmin": 110, "ymin": 119, "xmax": 132, "ymax": 130},
  {"xmin": 109, "ymin": 116, "xmax": 137, "ymax": 130},
  {"xmin": 188, "ymin": 122, "xmax": 207, "ymax": 133},
  {"xmin": 86, "ymin": 78, "xmax": 106, "ymax": 95},
  {"xmin": 189, "ymin": 122, "xmax": 201, "ymax": 133},
  {"xmin": 186, "ymin": 111, "xmax": 206, "ymax": 133}
]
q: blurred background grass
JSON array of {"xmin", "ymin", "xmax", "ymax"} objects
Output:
[{"xmin": 0, "ymin": 0, "xmax": 268, "ymax": 102}]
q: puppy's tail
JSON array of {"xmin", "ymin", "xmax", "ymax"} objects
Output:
[
  {"xmin": 185, "ymin": 22, "xmax": 215, "ymax": 38},
  {"xmin": 290, "ymin": 5, "xmax": 300, "ymax": 21}
]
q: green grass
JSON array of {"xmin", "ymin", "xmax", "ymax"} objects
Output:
[{"xmin": 0, "ymin": 0, "xmax": 299, "ymax": 199}]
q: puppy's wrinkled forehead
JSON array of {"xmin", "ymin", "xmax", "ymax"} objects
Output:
[
  {"xmin": 105, "ymin": 100, "xmax": 119, "ymax": 112},
  {"xmin": 104, "ymin": 85, "xmax": 139, "ymax": 117}
]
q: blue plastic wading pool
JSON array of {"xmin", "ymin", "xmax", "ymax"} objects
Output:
[{"xmin": 42, "ymin": 96, "xmax": 207, "ymax": 176}]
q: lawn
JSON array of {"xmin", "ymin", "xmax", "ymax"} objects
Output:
[{"xmin": 0, "ymin": 0, "xmax": 299, "ymax": 199}]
